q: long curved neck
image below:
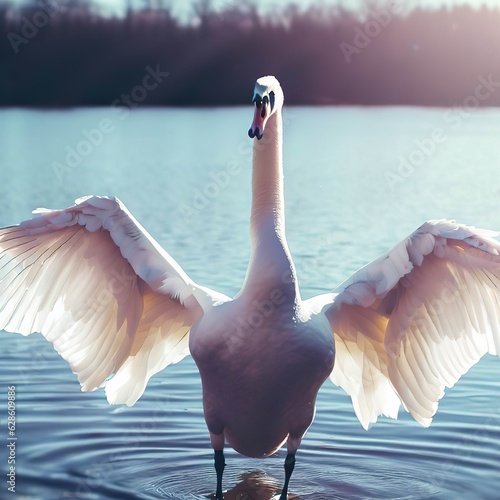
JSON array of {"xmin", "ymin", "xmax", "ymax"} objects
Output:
[
  {"xmin": 243, "ymin": 110, "xmax": 299, "ymax": 300},
  {"xmin": 250, "ymin": 111, "xmax": 284, "ymax": 232}
]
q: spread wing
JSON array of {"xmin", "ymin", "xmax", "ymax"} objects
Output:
[
  {"xmin": 0, "ymin": 195, "xmax": 229, "ymax": 405},
  {"xmin": 315, "ymin": 220, "xmax": 500, "ymax": 429}
]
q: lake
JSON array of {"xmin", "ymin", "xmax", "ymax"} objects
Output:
[{"xmin": 0, "ymin": 106, "xmax": 499, "ymax": 500}]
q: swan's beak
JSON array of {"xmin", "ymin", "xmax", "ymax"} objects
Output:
[{"xmin": 248, "ymin": 94, "xmax": 271, "ymax": 140}]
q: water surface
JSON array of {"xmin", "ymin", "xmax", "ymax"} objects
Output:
[{"xmin": 0, "ymin": 107, "xmax": 499, "ymax": 499}]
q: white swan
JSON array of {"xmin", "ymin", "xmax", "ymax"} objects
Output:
[{"xmin": 1, "ymin": 75, "xmax": 499, "ymax": 499}]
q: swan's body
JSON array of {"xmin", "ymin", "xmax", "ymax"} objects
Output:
[
  {"xmin": 1, "ymin": 76, "xmax": 499, "ymax": 499},
  {"xmin": 191, "ymin": 295, "xmax": 334, "ymax": 458}
]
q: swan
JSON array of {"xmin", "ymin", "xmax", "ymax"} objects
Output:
[{"xmin": 1, "ymin": 75, "xmax": 499, "ymax": 499}]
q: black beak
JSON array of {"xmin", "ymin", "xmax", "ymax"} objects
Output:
[
  {"xmin": 248, "ymin": 127, "xmax": 263, "ymax": 140},
  {"xmin": 248, "ymin": 93, "xmax": 266, "ymax": 140}
]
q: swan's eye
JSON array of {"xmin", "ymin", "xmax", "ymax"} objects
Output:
[
  {"xmin": 260, "ymin": 96, "xmax": 268, "ymax": 118},
  {"xmin": 269, "ymin": 91, "xmax": 275, "ymax": 111},
  {"xmin": 259, "ymin": 94, "xmax": 273, "ymax": 118},
  {"xmin": 252, "ymin": 94, "xmax": 262, "ymax": 105}
]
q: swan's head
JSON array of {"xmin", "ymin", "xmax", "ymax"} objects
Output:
[{"xmin": 248, "ymin": 75, "xmax": 284, "ymax": 140}]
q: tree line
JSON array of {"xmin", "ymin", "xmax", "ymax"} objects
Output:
[{"xmin": 1, "ymin": 1, "xmax": 499, "ymax": 107}]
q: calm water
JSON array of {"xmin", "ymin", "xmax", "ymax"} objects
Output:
[{"xmin": 0, "ymin": 107, "xmax": 499, "ymax": 500}]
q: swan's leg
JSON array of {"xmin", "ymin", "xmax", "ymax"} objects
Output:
[
  {"xmin": 211, "ymin": 432, "xmax": 225, "ymax": 500},
  {"xmin": 279, "ymin": 436, "xmax": 301, "ymax": 500}
]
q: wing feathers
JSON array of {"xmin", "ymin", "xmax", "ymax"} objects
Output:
[
  {"xmin": 0, "ymin": 196, "xmax": 228, "ymax": 405},
  {"xmin": 323, "ymin": 220, "xmax": 500, "ymax": 429}
]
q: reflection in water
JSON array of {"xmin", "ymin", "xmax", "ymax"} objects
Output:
[{"xmin": 207, "ymin": 471, "xmax": 284, "ymax": 500}]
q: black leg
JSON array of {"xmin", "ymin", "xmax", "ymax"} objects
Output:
[
  {"xmin": 214, "ymin": 449, "xmax": 225, "ymax": 500},
  {"xmin": 280, "ymin": 452, "xmax": 295, "ymax": 500}
]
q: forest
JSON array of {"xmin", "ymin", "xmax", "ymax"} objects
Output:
[{"xmin": 1, "ymin": 1, "xmax": 500, "ymax": 106}]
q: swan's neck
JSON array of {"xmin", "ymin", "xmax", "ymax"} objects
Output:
[
  {"xmin": 250, "ymin": 111, "xmax": 285, "ymax": 231},
  {"xmin": 243, "ymin": 110, "xmax": 299, "ymax": 301}
]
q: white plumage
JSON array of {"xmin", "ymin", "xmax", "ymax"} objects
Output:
[
  {"xmin": 322, "ymin": 220, "xmax": 500, "ymax": 429},
  {"xmin": 0, "ymin": 195, "xmax": 227, "ymax": 406}
]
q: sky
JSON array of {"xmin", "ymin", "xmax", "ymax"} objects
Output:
[
  {"xmin": 163, "ymin": 0, "xmax": 499, "ymax": 23},
  {"xmin": 64, "ymin": 0, "xmax": 500, "ymax": 19},
  {"xmin": 184, "ymin": 0, "xmax": 500, "ymax": 10}
]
